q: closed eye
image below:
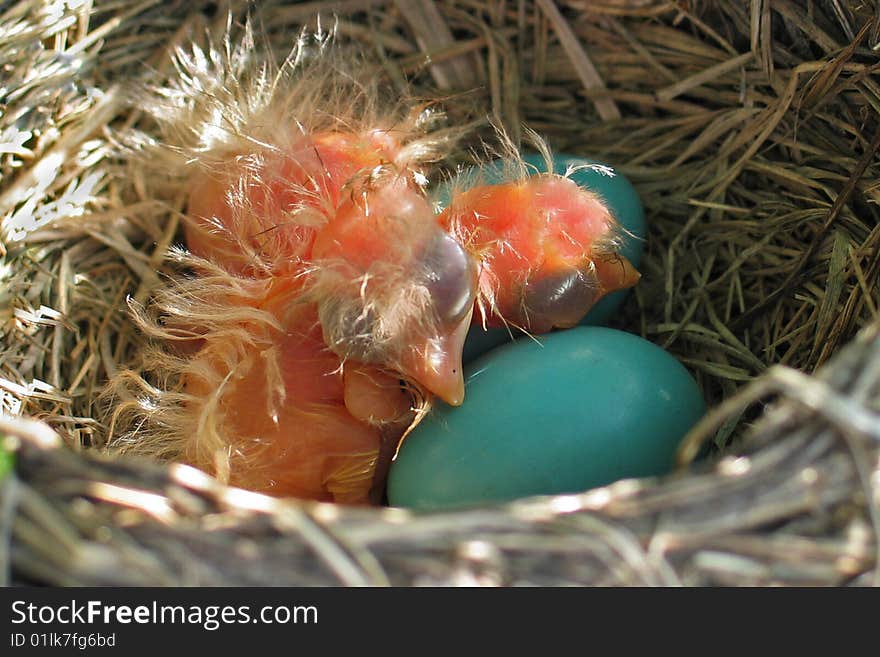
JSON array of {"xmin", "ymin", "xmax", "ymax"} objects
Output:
[{"xmin": 418, "ymin": 232, "xmax": 478, "ymax": 328}]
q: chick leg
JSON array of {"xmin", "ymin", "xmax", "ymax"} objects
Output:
[{"xmin": 341, "ymin": 363, "xmax": 415, "ymax": 504}]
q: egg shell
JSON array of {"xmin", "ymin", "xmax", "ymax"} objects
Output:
[
  {"xmin": 388, "ymin": 327, "xmax": 705, "ymax": 511},
  {"xmin": 441, "ymin": 154, "xmax": 647, "ymax": 363}
]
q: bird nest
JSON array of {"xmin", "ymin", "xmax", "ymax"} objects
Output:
[{"xmin": 1, "ymin": 0, "xmax": 879, "ymax": 585}]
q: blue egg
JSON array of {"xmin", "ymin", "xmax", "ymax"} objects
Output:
[
  {"xmin": 388, "ymin": 327, "xmax": 705, "ymax": 511},
  {"xmin": 435, "ymin": 154, "xmax": 647, "ymax": 363}
]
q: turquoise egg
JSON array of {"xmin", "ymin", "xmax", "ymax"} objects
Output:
[
  {"xmin": 437, "ymin": 154, "xmax": 647, "ymax": 363},
  {"xmin": 388, "ymin": 327, "xmax": 705, "ymax": 511}
]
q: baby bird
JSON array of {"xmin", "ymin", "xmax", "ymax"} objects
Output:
[
  {"xmin": 441, "ymin": 173, "xmax": 641, "ymax": 333},
  {"xmin": 111, "ymin": 26, "xmax": 639, "ymax": 504},
  {"xmin": 182, "ymin": 128, "xmax": 477, "ymax": 502}
]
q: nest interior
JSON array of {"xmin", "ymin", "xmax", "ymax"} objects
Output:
[{"xmin": 0, "ymin": 0, "xmax": 879, "ymax": 586}]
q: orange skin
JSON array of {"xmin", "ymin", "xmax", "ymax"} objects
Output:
[
  {"xmin": 185, "ymin": 131, "xmax": 402, "ymax": 276},
  {"xmin": 184, "ymin": 132, "xmax": 639, "ymax": 504},
  {"xmin": 183, "ymin": 277, "xmax": 410, "ymax": 503},
  {"xmin": 185, "ymin": 131, "xmax": 449, "ymax": 503},
  {"xmin": 439, "ymin": 176, "xmax": 640, "ymax": 332}
]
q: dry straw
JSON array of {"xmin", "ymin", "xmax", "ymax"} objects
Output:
[{"xmin": 0, "ymin": 0, "xmax": 878, "ymax": 585}]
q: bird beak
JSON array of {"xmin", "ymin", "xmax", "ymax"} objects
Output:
[
  {"xmin": 518, "ymin": 253, "xmax": 642, "ymax": 333},
  {"xmin": 593, "ymin": 253, "xmax": 641, "ymax": 297},
  {"xmin": 399, "ymin": 305, "xmax": 473, "ymax": 407}
]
